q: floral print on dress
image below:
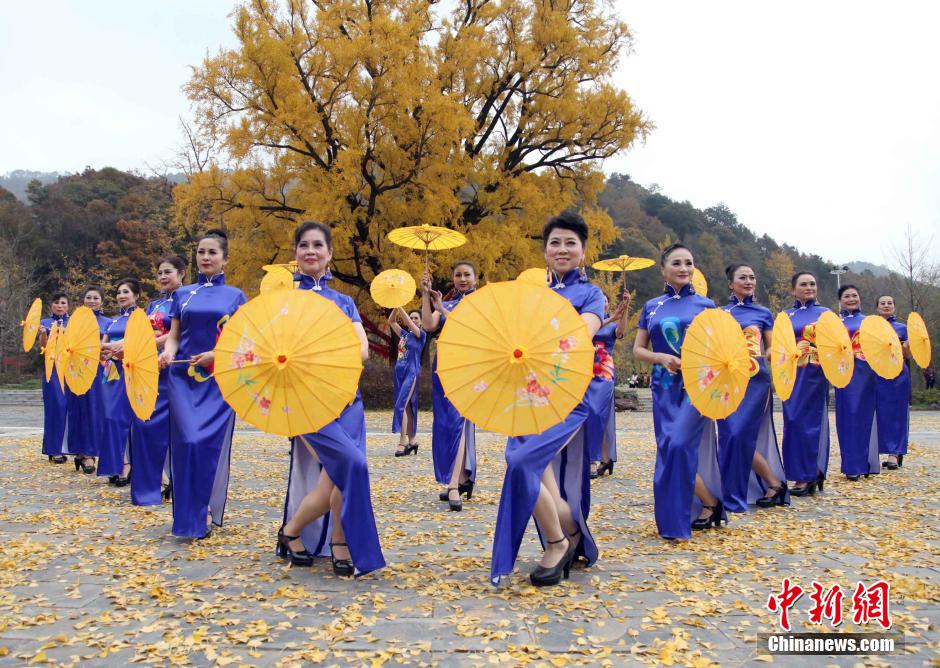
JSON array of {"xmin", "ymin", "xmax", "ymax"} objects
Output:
[
  {"xmin": 796, "ymin": 322, "xmax": 820, "ymax": 367},
  {"xmin": 593, "ymin": 341, "xmax": 615, "ymax": 381},
  {"xmin": 850, "ymin": 330, "xmax": 867, "ymax": 361}
]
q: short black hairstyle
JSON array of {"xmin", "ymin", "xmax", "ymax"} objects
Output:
[
  {"xmin": 83, "ymin": 285, "xmax": 104, "ymax": 300},
  {"xmin": 838, "ymin": 283, "xmax": 860, "ymax": 300},
  {"xmin": 293, "ymin": 221, "xmax": 333, "ymax": 249},
  {"xmin": 542, "ymin": 211, "xmax": 589, "ymax": 247},
  {"xmin": 660, "ymin": 242, "xmax": 692, "ymax": 266},
  {"xmin": 790, "ymin": 271, "xmax": 817, "ymax": 288},
  {"xmin": 724, "ymin": 263, "xmax": 753, "ymax": 281},
  {"xmin": 115, "ymin": 277, "xmax": 142, "ymax": 298},
  {"xmin": 50, "ymin": 291, "xmax": 68, "ymax": 303},
  {"xmin": 199, "ymin": 228, "xmax": 229, "ymax": 257}
]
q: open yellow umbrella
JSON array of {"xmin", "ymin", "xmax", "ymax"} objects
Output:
[
  {"xmin": 859, "ymin": 316, "xmax": 903, "ymax": 380},
  {"xmin": 592, "ymin": 255, "xmax": 655, "ymax": 290},
  {"xmin": 387, "ymin": 224, "xmax": 467, "ymax": 272},
  {"xmin": 691, "ymin": 268, "xmax": 708, "ymax": 297},
  {"xmin": 370, "ymin": 269, "xmax": 416, "ymax": 308},
  {"xmin": 907, "ymin": 312, "xmax": 931, "ymax": 368},
  {"xmin": 61, "ymin": 306, "xmax": 103, "ymax": 396},
  {"xmin": 21, "ymin": 298, "xmax": 42, "ymax": 353},
  {"xmin": 43, "ymin": 322, "xmax": 60, "ymax": 384},
  {"xmin": 435, "ymin": 281, "xmax": 593, "ymax": 437},
  {"xmin": 122, "ymin": 309, "xmax": 160, "ymax": 420},
  {"xmin": 214, "ymin": 290, "xmax": 363, "ymax": 437},
  {"xmin": 262, "ymin": 261, "xmax": 298, "ymax": 273},
  {"xmin": 770, "ymin": 312, "xmax": 801, "ymax": 402},
  {"xmin": 815, "ymin": 311, "xmax": 854, "ymax": 388},
  {"xmin": 516, "ymin": 267, "xmax": 550, "ymax": 288},
  {"xmin": 260, "ymin": 265, "xmax": 295, "ymax": 293},
  {"xmin": 679, "ymin": 309, "xmax": 752, "ymax": 419}
]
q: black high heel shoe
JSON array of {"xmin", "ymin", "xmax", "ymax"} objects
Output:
[
  {"xmin": 529, "ymin": 536, "xmax": 574, "ymax": 587},
  {"xmin": 330, "ymin": 542, "xmax": 354, "ymax": 576},
  {"xmin": 897, "ymin": 454, "xmax": 904, "ymax": 467},
  {"xmin": 789, "ymin": 481, "xmax": 813, "ymax": 497},
  {"xmin": 394, "ymin": 443, "xmax": 419, "ymax": 457},
  {"xmin": 108, "ymin": 475, "xmax": 119, "ymax": 485},
  {"xmin": 846, "ymin": 474, "xmax": 860, "ymax": 482},
  {"xmin": 276, "ymin": 529, "xmax": 314, "ymax": 567},
  {"xmin": 439, "ymin": 480, "xmax": 474, "ymax": 501},
  {"xmin": 446, "ymin": 488, "xmax": 462, "ymax": 511},
  {"xmin": 48, "ymin": 455, "xmax": 67, "ymax": 464},
  {"xmin": 691, "ymin": 500, "xmax": 724, "ymax": 530},
  {"xmin": 597, "ymin": 460, "xmax": 614, "ymax": 477},
  {"xmin": 756, "ymin": 484, "xmax": 788, "ymax": 508},
  {"xmin": 161, "ymin": 481, "xmax": 172, "ymax": 501},
  {"xmin": 74, "ymin": 457, "xmax": 81, "ymax": 472},
  {"xmin": 76, "ymin": 457, "xmax": 95, "ymax": 474},
  {"xmin": 816, "ymin": 474, "xmax": 825, "ymax": 492},
  {"xmin": 114, "ymin": 468, "xmax": 131, "ymax": 487}
]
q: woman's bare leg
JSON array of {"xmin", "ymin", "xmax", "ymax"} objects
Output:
[
  {"xmin": 283, "ymin": 468, "xmax": 333, "ymax": 551},
  {"xmin": 329, "ymin": 486, "xmax": 350, "ymax": 560},
  {"xmin": 694, "ymin": 473, "xmax": 717, "ymax": 518},
  {"xmin": 445, "ymin": 434, "xmax": 468, "ymax": 500}
]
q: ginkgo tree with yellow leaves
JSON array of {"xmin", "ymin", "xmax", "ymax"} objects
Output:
[{"xmin": 176, "ymin": 0, "xmax": 650, "ymax": 321}]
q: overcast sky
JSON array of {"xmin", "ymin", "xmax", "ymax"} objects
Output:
[{"xmin": 2, "ymin": 1, "xmax": 937, "ymax": 265}]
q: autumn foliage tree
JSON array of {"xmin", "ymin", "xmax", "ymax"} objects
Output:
[{"xmin": 177, "ymin": 0, "xmax": 650, "ymax": 313}]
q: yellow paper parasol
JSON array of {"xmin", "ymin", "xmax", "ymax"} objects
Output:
[
  {"xmin": 592, "ymin": 255, "xmax": 655, "ymax": 289},
  {"xmin": 770, "ymin": 312, "xmax": 801, "ymax": 401},
  {"xmin": 43, "ymin": 322, "xmax": 60, "ymax": 384},
  {"xmin": 370, "ymin": 269, "xmax": 417, "ymax": 308},
  {"xmin": 61, "ymin": 306, "xmax": 103, "ymax": 396},
  {"xmin": 679, "ymin": 309, "xmax": 752, "ymax": 419},
  {"xmin": 21, "ymin": 298, "xmax": 42, "ymax": 352},
  {"xmin": 122, "ymin": 309, "xmax": 160, "ymax": 420},
  {"xmin": 387, "ymin": 224, "xmax": 467, "ymax": 272},
  {"xmin": 516, "ymin": 267, "xmax": 550, "ymax": 288},
  {"xmin": 907, "ymin": 312, "xmax": 931, "ymax": 368},
  {"xmin": 691, "ymin": 268, "xmax": 708, "ymax": 297},
  {"xmin": 260, "ymin": 265, "xmax": 295, "ymax": 293},
  {"xmin": 262, "ymin": 261, "xmax": 298, "ymax": 273},
  {"xmin": 859, "ymin": 316, "xmax": 903, "ymax": 380},
  {"xmin": 214, "ymin": 290, "xmax": 363, "ymax": 437},
  {"xmin": 435, "ymin": 280, "xmax": 594, "ymax": 437},
  {"xmin": 815, "ymin": 311, "xmax": 854, "ymax": 388}
]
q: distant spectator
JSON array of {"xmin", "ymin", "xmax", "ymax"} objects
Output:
[{"xmin": 925, "ymin": 367, "xmax": 936, "ymax": 390}]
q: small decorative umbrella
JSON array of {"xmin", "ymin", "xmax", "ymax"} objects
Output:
[
  {"xmin": 370, "ymin": 269, "xmax": 417, "ymax": 308},
  {"xmin": 691, "ymin": 268, "xmax": 708, "ymax": 297},
  {"xmin": 260, "ymin": 265, "xmax": 296, "ymax": 293},
  {"xmin": 44, "ymin": 322, "xmax": 60, "ymax": 384},
  {"xmin": 435, "ymin": 280, "xmax": 594, "ymax": 437},
  {"xmin": 61, "ymin": 306, "xmax": 103, "ymax": 396},
  {"xmin": 815, "ymin": 311, "xmax": 854, "ymax": 388},
  {"xmin": 122, "ymin": 309, "xmax": 160, "ymax": 420},
  {"xmin": 680, "ymin": 309, "xmax": 752, "ymax": 419},
  {"xmin": 387, "ymin": 224, "xmax": 467, "ymax": 273},
  {"xmin": 591, "ymin": 255, "xmax": 655, "ymax": 290},
  {"xmin": 770, "ymin": 312, "xmax": 800, "ymax": 402},
  {"xmin": 214, "ymin": 290, "xmax": 363, "ymax": 437},
  {"xmin": 21, "ymin": 298, "xmax": 42, "ymax": 353},
  {"xmin": 907, "ymin": 312, "xmax": 932, "ymax": 368},
  {"xmin": 859, "ymin": 316, "xmax": 903, "ymax": 380}
]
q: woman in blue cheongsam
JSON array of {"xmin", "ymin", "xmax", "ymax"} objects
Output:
[
  {"xmin": 98, "ymin": 278, "xmax": 142, "ymax": 486},
  {"xmin": 39, "ymin": 292, "xmax": 70, "ymax": 464},
  {"xmin": 158, "ymin": 231, "xmax": 246, "ymax": 539},
  {"xmin": 130, "ymin": 256, "xmax": 186, "ymax": 506},
  {"xmin": 422, "ymin": 262, "xmax": 479, "ymax": 510},
  {"xmin": 874, "ymin": 294, "xmax": 910, "ymax": 469},
  {"xmin": 835, "ymin": 285, "xmax": 880, "ymax": 481},
  {"xmin": 389, "ymin": 307, "xmax": 426, "ymax": 456},
  {"xmin": 587, "ymin": 293, "xmax": 630, "ymax": 479},
  {"xmin": 67, "ymin": 286, "xmax": 110, "ymax": 474},
  {"xmin": 633, "ymin": 244, "xmax": 723, "ymax": 539},
  {"xmin": 277, "ymin": 221, "xmax": 385, "ymax": 577},
  {"xmin": 491, "ymin": 212, "xmax": 604, "ymax": 587},
  {"xmin": 717, "ymin": 264, "xmax": 788, "ymax": 510},
  {"xmin": 782, "ymin": 272, "xmax": 831, "ymax": 496}
]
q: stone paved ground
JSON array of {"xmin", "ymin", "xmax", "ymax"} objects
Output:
[{"xmin": 0, "ymin": 406, "xmax": 937, "ymax": 667}]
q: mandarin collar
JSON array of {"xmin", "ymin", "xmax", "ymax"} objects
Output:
[
  {"xmin": 664, "ymin": 282, "xmax": 695, "ymax": 298},
  {"xmin": 295, "ymin": 270, "xmax": 332, "ymax": 291},
  {"xmin": 197, "ymin": 272, "xmax": 226, "ymax": 286},
  {"xmin": 728, "ymin": 293, "xmax": 755, "ymax": 305},
  {"xmin": 840, "ymin": 308, "xmax": 862, "ymax": 317},
  {"xmin": 883, "ymin": 314, "xmax": 897, "ymax": 322},
  {"xmin": 792, "ymin": 298, "xmax": 818, "ymax": 309},
  {"xmin": 549, "ymin": 268, "xmax": 581, "ymax": 289},
  {"xmin": 117, "ymin": 305, "xmax": 137, "ymax": 316}
]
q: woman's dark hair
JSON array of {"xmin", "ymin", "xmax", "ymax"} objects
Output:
[
  {"xmin": 875, "ymin": 294, "xmax": 895, "ymax": 307},
  {"xmin": 199, "ymin": 228, "xmax": 229, "ymax": 257},
  {"xmin": 837, "ymin": 284, "xmax": 860, "ymax": 300},
  {"xmin": 83, "ymin": 285, "xmax": 104, "ymax": 300},
  {"xmin": 724, "ymin": 263, "xmax": 753, "ymax": 281},
  {"xmin": 451, "ymin": 260, "xmax": 476, "ymax": 275},
  {"xmin": 660, "ymin": 242, "xmax": 692, "ymax": 266},
  {"xmin": 115, "ymin": 277, "xmax": 142, "ymax": 298},
  {"xmin": 293, "ymin": 221, "xmax": 333, "ymax": 249},
  {"xmin": 542, "ymin": 211, "xmax": 589, "ymax": 247},
  {"xmin": 157, "ymin": 255, "xmax": 187, "ymax": 274},
  {"xmin": 50, "ymin": 291, "xmax": 68, "ymax": 303},
  {"xmin": 790, "ymin": 271, "xmax": 816, "ymax": 288}
]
